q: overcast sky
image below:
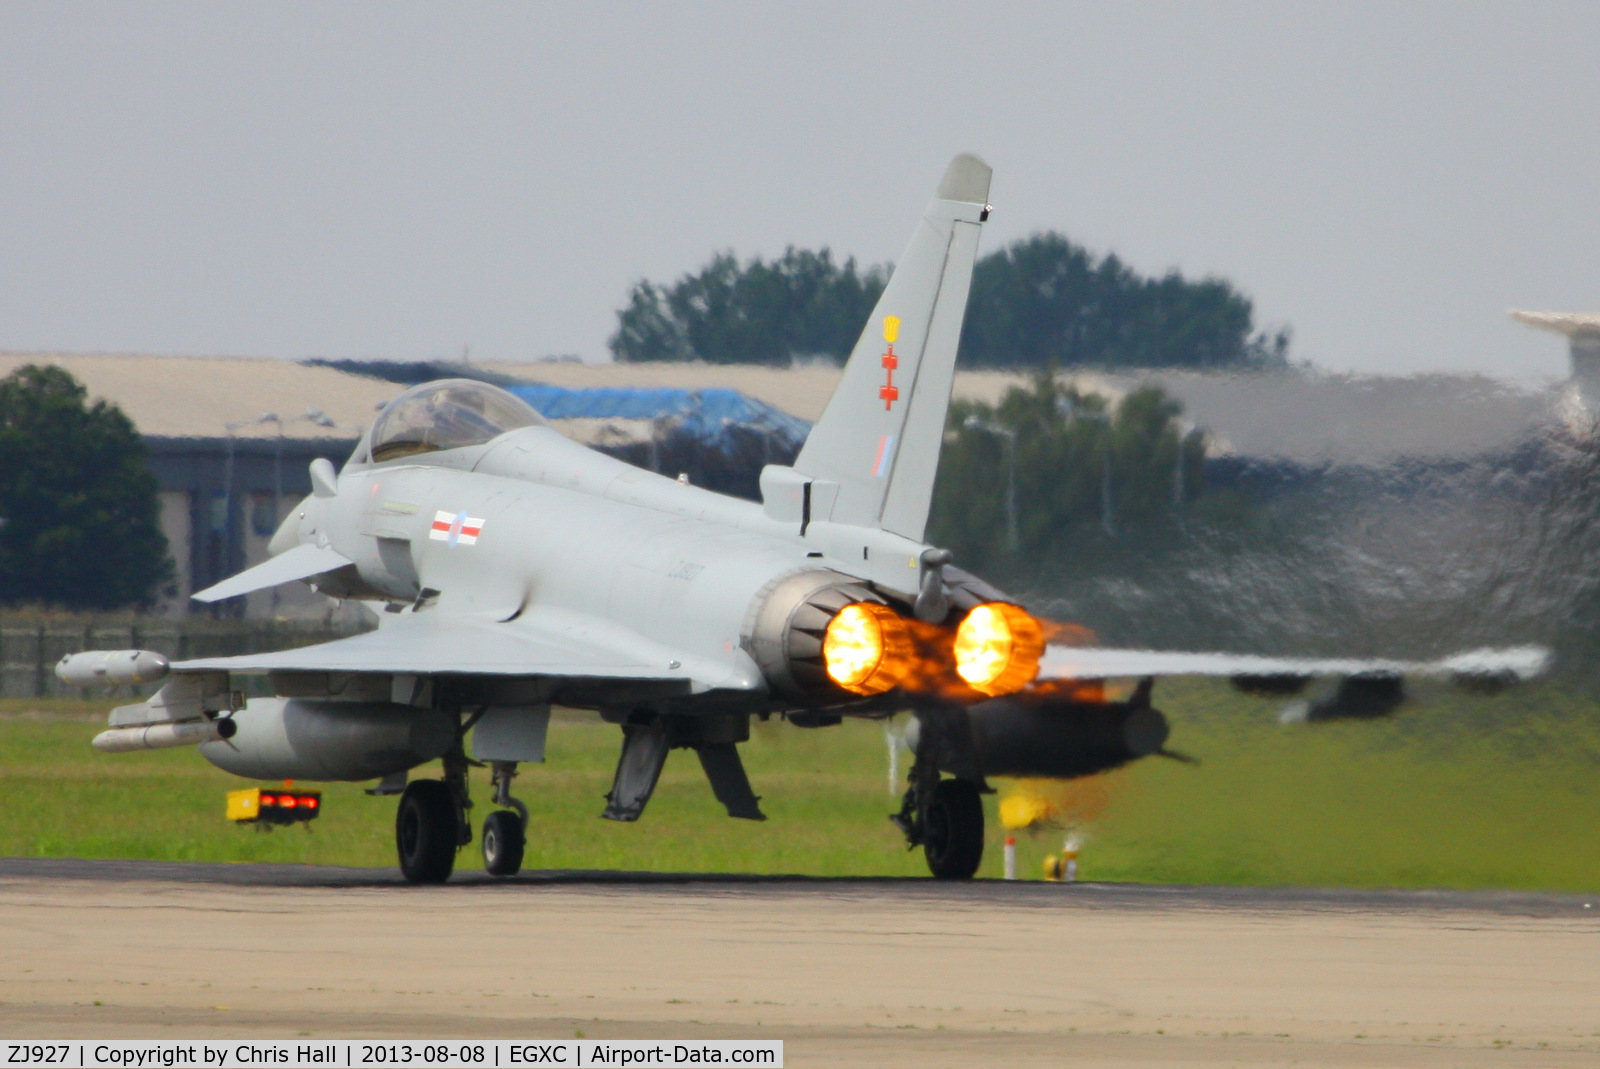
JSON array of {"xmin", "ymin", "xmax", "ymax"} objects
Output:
[{"xmin": 1, "ymin": 2, "xmax": 1596, "ymax": 379}]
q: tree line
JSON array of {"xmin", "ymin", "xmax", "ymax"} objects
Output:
[
  {"xmin": 611, "ymin": 232, "xmax": 1290, "ymax": 370},
  {"xmin": 0, "ymin": 365, "xmax": 171, "ymax": 610},
  {"xmin": 927, "ymin": 375, "xmax": 1208, "ymax": 571}
]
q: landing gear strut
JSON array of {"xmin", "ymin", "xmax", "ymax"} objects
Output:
[
  {"xmin": 892, "ymin": 721, "xmax": 985, "ymax": 880},
  {"xmin": 482, "ymin": 761, "xmax": 528, "ymax": 877}
]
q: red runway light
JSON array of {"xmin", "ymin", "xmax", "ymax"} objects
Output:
[{"xmin": 226, "ymin": 787, "xmax": 322, "ymax": 825}]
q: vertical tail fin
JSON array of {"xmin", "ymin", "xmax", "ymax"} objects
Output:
[{"xmin": 791, "ymin": 154, "xmax": 991, "ymax": 541}]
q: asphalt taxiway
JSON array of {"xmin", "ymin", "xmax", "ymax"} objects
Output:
[{"xmin": 1, "ymin": 858, "xmax": 1596, "ymax": 1067}]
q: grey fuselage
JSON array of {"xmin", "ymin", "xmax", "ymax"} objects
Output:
[{"xmin": 279, "ymin": 423, "xmax": 935, "ymax": 712}]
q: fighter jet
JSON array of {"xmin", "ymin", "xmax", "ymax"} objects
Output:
[{"xmin": 59, "ymin": 155, "xmax": 1548, "ymax": 882}]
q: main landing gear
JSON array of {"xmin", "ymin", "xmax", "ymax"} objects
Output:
[
  {"xmin": 395, "ymin": 780, "xmax": 457, "ymax": 883},
  {"xmin": 892, "ymin": 715, "xmax": 986, "ymax": 880},
  {"xmin": 394, "ymin": 742, "xmax": 530, "ymax": 883},
  {"xmin": 921, "ymin": 778, "xmax": 984, "ymax": 879}
]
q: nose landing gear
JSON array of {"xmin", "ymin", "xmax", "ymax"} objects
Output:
[
  {"xmin": 483, "ymin": 760, "xmax": 529, "ymax": 877},
  {"xmin": 481, "ymin": 810, "xmax": 525, "ymax": 876}
]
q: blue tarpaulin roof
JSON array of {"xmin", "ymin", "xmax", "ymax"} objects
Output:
[{"xmin": 507, "ymin": 383, "xmax": 812, "ymax": 447}]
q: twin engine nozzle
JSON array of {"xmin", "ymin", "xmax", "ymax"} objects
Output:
[
  {"xmin": 749, "ymin": 571, "xmax": 1053, "ymax": 702},
  {"xmin": 821, "ymin": 599, "xmax": 1047, "ymax": 699}
]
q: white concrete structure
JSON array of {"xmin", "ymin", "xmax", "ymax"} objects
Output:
[{"xmin": 1510, "ymin": 310, "xmax": 1600, "ymax": 392}]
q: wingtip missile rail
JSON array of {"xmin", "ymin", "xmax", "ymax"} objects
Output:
[{"xmin": 56, "ymin": 649, "xmax": 170, "ymax": 688}]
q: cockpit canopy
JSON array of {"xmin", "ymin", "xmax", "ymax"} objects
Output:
[{"xmin": 368, "ymin": 379, "xmax": 545, "ymax": 463}]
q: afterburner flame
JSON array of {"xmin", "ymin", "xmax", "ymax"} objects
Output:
[
  {"xmin": 953, "ymin": 603, "xmax": 1046, "ymax": 696},
  {"xmin": 823, "ymin": 602, "xmax": 914, "ymax": 695}
]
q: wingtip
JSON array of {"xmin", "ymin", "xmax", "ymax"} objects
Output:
[{"xmin": 937, "ymin": 153, "xmax": 992, "ymax": 204}]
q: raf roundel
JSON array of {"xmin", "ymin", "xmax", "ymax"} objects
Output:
[{"xmin": 430, "ymin": 510, "xmax": 484, "ymax": 546}]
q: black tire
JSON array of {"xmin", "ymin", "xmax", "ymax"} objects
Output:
[
  {"xmin": 923, "ymin": 778, "xmax": 984, "ymax": 880},
  {"xmin": 482, "ymin": 810, "xmax": 526, "ymax": 877},
  {"xmin": 395, "ymin": 780, "xmax": 458, "ymax": 884}
]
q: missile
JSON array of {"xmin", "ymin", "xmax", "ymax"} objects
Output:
[
  {"xmin": 92, "ymin": 717, "xmax": 235, "ymax": 753},
  {"xmin": 56, "ymin": 649, "xmax": 170, "ymax": 688}
]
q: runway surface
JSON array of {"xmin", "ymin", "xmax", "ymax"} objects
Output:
[{"xmin": 2, "ymin": 858, "xmax": 1597, "ymax": 1067}]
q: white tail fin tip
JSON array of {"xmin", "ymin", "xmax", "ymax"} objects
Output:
[{"xmin": 936, "ymin": 154, "xmax": 992, "ymax": 205}]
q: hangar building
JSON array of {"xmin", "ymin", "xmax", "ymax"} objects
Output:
[{"xmin": 2, "ymin": 347, "xmax": 1583, "ymax": 618}]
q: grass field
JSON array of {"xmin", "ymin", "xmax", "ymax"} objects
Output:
[{"xmin": 2, "ymin": 678, "xmax": 1598, "ymax": 890}]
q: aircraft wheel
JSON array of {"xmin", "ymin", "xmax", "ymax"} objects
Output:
[
  {"xmin": 482, "ymin": 810, "xmax": 526, "ymax": 877},
  {"xmin": 923, "ymin": 778, "xmax": 983, "ymax": 880},
  {"xmin": 395, "ymin": 780, "xmax": 457, "ymax": 883}
]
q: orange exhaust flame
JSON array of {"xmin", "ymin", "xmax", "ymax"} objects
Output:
[
  {"xmin": 953, "ymin": 603, "xmax": 1046, "ymax": 696},
  {"xmin": 1027, "ymin": 677, "xmax": 1107, "ymax": 703},
  {"xmin": 1041, "ymin": 618, "xmax": 1097, "ymax": 648},
  {"xmin": 823, "ymin": 602, "xmax": 915, "ymax": 695},
  {"xmin": 823, "ymin": 600, "xmax": 1098, "ymax": 701}
]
